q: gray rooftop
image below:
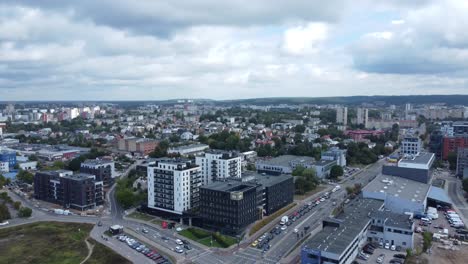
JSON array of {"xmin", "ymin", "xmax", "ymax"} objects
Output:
[
  {"xmin": 399, "ymin": 152, "xmax": 434, "ymax": 165},
  {"xmin": 201, "ymin": 180, "xmax": 257, "ymax": 193},
  {"xmin": 62, "ymin": 172, "xmax": 96, "ymax": 181},
  {"xmin": 313, "ymin": 160, "xmax": 336, "ymax": 166},
  {"xmin": 241, "ymin": 171, "xmax": 292, "ymax": 187},
  {"xmin": 370, "ymin": 211, "xmax": 413, "ymax": 230},
  {"xmin": 258, "ymin": 155, "xmax": 314, "ymax": 167},
  {"xmin": 82, "ymin": 159, "xmax": 114, "ymax": 165},
  {"xmin": 363, "ymin": 174, "xmax": 430, "ymax": 202},
  {"xmin": 304, "ymin": 198, "xmax": 383, "ymax": 255},
  {"xmin": 169, "ymin": 144, "xmax": 208, "ymax": 151}
]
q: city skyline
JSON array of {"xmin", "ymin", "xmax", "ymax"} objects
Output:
[{"xmin": 1, "ymin": 0, "xmax": 468, "ymax": 100}]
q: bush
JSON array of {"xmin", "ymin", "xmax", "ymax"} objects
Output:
[
  {"xmin": 0, "ymin": 203, "xmax": 11, "ymax": 222},
  {"xmin": 13, "ymin": 201, "xmax": 21, "ymax": 210},
  {"xmin": 18, "ymin": 207, "xmax": 32, "ymax": 218}
]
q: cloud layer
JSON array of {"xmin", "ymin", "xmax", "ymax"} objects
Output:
[{"xmin": 1, "ymin": 0, "xmax": 467, "ymax": 100}]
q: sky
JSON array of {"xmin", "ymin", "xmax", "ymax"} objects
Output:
[{"xmin": 1, "ymin": 0, "xmax": 468, "ymax": 100}]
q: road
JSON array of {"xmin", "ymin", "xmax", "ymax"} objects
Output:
[
  {"xmin": 190, "ymin": 158, "xmax": 387, "ymax": 264},
  {"xmin": 1, "ymin": 158, "xmax": 386, "ymax": 264}
]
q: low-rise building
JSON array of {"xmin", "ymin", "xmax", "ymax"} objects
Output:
[
  {"xmin": 167, "ymin": 144, "xmax": 209, "ymax": 156},
  {"xmin": 367, "ymin": 211, "xmax": 414, "ymax": 249},
  {"xmin": 362, "ymin": 174, "xmax": 430, "ymax": 215},
  {"xmin": 313, "ymin": 160, "xmax": 337, "ymax": 178},
  {"xmin": 256, "ymin": 155, "xmax": 315, "ymax": 175},
  {"xmin": 402, "ymin": 136, "xmax": 422, "ymax": 155},
  {"xmin": 321, "ymin": 147, "xmax": 347, "ymax": 167},
  {"xmin": 34, "ymin": 170, "xmax": 103, "ymax": 211}
]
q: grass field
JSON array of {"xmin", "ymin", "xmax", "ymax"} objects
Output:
[
  {"xmin": 0, "ymin": 222, "xmax": 131, "ymax": 264},
  {"xmin": 179, "ymin": 227, "xmax": 237, "ymax": 248},
  {"xmin": 127, "ymin": 211, "xmax": 155, "ymax": 221}
]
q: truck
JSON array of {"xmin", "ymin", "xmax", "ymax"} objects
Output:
[{"xmin": 280, "ymin": 216, "xmax": 289, "ymax": 225}]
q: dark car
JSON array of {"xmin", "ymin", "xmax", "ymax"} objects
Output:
[
  {"xmin": 390, "ymin": 258, "xmax": 404, "ymax": 264},
  {"xmin": 393, "ymin": 254, "xmax": 406, "ymax": 259},
  {"xmin": 184, "ymin": 244, "xmax": 192, "ymax": 250},
  {"xmin": 263, "ymin": 244, "xmax": 271, "ymax": 251},
  {"xmin": 456, "ymin": 229, "xmax": 468, "ymax": 235},
  {"xmin": 304, "ymin": 225, "xmax": 310, "ymax": 231}
]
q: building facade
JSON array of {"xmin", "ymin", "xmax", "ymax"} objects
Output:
[
  {"xmin": 0, "ymin": 150, "xmax": 16, "ymax": 169},
  {"xmin": 80, "ymin": 159, "xmax": 115, "ymax": 187},
  {"xmin": 147, "ymin": 158, "xmax": 202, "ymax": 215},
  {"xmin": 336, "ymin": 107, "xmax": 348, "ymax": 126},
  {"xmin": 457, "ymin": 147, "xmax": 468, "ymax": 177},
  {"xmin": 34, "ymin": 170, "xmax": 103, "ymax": 211},
  {"xmin": 321, "ymin": 147, "xmax": 347, "ymax": 167},
  {"xmin": 256, "ymin": 155, "xmax": 315, "ymax": 175},
  {"xmin": 402, "ymin": 136, "xmax": 422, "ymax": 155},
  {"xmin": 195, "ymin": 150, "xmax": 242, "ymax": 185}
]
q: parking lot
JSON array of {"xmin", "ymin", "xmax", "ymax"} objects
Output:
[
  {"xmin": 356, "ymin": 246, "xmax": 407, "ymax": 264},
  {"xmin": 113, "ymin": 233, "xmax": 173, "ymax": 264}
]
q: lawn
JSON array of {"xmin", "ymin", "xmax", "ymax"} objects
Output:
[
  {"xmin": 127, "ymin": 211, "xmax": 155, "ymax": 221},
  {"xmin": 179, "ymin": 228, "xmax": 237, "ymax": 248},
  {"xmin": 0, "ymin": 222, "xmax": 131, "ymax": 264}
]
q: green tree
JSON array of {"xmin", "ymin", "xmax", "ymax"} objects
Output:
[
  {"xmin": 422, "ymin": 231, "xmax": 433, "ymax": 252},
  {"xmin": 292, "ymin": 166, "xmax": 305, "ymax": 176},
  {"xmin": 116, "ymin": 188, "xmax": 135, "ymax": 209},
  {"xmin": 18, "ymin": 207, "xmax": 32, "ymax": 218},
  {"xmin": 16, "ymin": 170, "xmax": 34, "ymax": 184},
  {"xmin": 13, "ymin": 201, "xmax": 21, "ymax": 210},
  {"xmin": 0, "ymin": 203, "xmax": 11, "ymax": 222},
  {"xmin": 448, "ymin": 152, "xmax": 457, "ymax": 170},
  {"xmin": 0, "ymin": 174, "xmax": 11, "ymax": 188},
  {"xmin": 463, "ymin": 178, "xmax": 468, "ymax": 193},
  {"xmin": 329, "ymin": 165, "xmax": 344, "ymax": 179},
  {"xmin": 294, "ymin": 125, "xmax": 306, "ymax": 133}
]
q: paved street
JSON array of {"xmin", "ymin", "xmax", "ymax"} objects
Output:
[{"xmin": 1, "ymin": 157, "xmax": 387, "ymax": 264}]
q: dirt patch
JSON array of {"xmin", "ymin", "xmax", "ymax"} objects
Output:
[{"xmin": 428, "ymin": 244, "xmax": 468, "ymax": 264}]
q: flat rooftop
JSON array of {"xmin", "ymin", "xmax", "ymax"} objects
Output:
[
  {"xmin": 82, "ymin": 159, "xmax": 114, "ymax": 165},
  {"xmin": 62, "ymin": 173, "xmax": 96, "ymax": 181},
  {"xmin": 370, "ymin": 211, "xmax": 413, "ymax": 230},
  {"xmin": 169, "ymin": 144, "xmax": 208, "ymax": 150},
  {"xmin": 258, "ymin": 155, "xmax": 314, "ymax": 167},
  {"xmin": 304, "ymin": 198, "xmax": 383, "ymax": 255},
  {"xmin": 201, "ymin": 180, "xmax": 257, "ymax": 193},
  {"xmin": 363, "ymin": 174, "xmax": 430, "ymax": 202},
  {"xmin": 398, "ymin": 152, "xmax": 434, "ymax": 165},
  {"xmin": 241, "ymin": 171, "xmax": 292, "ymax": 187},
  {"xmin": 313, "ymin": 160, "xmax": 336, "ymax": 166}
]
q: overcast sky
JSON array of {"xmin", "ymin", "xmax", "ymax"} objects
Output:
[{"xmin": 1, "ymin": 0, "xmax": 468, "ymax": 100}]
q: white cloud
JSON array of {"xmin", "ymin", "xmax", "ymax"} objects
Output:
[
  {"xmin": 391, "ymin": 19, "xmax": 405, "ymax": 25},
  {"xmin": 282, "ymin": 23, "xmax": 329, "ymax": 55}
]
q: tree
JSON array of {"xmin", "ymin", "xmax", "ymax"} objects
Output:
[
  {"xmin": 13, "ymin": 201, "xmax": 21, "ymax": 210},
  {"xmin": 116, "ymin": 188, "xmax": 135, "ymax": 209},
  {"xmin": 16, "ymin": 170, "xmax": 34, "ymax": 184},
  {"xmin": 329, "ymin": 165, "xmax": 344, "ymax": 179},
  {"xmin": 463, "ymin": 178, "xmax": 468, "ymax": 193},
  {"xmin": 18, "ymin": 207, "xmax": 32, "ymax": 218},
  {"xmin": 292, "ymin": 166, "xmax": 305, "ymax": 176},
  {"xmin": 0, "ymin": 203, "xmax": 11, "ymax": 222},
  {"xmin": 0, "ymin": 174, "xmax": 11, "ymax": 188},
  {"xmin": 294, "ymin": 125, "xmax": 306, "ymax": 133},
  {"xmin": 448, "ymin": 152, "xmax": 457, "ymax": 170}
]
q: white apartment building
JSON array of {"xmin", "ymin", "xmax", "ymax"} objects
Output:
[
  {"xmin": 147, "ymin": 159, "xmax": 202, "ymax": 215},
  {"xmin": 195, "ymin": 150, "xmax": 242, "ymax": 185},
  {"xmin": 336, "ymin": 107, "xmax": 348, "ymax": 126}
]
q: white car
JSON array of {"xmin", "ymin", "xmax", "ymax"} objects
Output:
[
  {"xmin": 174, "ymin": 246, "xmax": 184, "ymax": 253},
  {"xmin": 175, "ymin": 239, "xmax": 184, "ymax": 245},
  {"xmin": 384, "ymin": 243, "xmax": 390, "ymax": 249},
  {"xmin": 294, "ymin": 228, "xmax": 299, "ymax": 233},
  {"xmin": 390, "ymin": 245, "xmax": 396, "ymax": 251},
  {"xmin": 281, "ymin": 225, "xmax": 287, "ymax": 231},
  {"xmin": 0, "ymin": 221, "xmax": 9, "ymax": 226},
  {"xmin": 376, "ymin": 254, "xmax": 385, "ymax": 263},
  {"xmin": 176, "ymin": 227, "xmax": 183, "ymax": 232}
]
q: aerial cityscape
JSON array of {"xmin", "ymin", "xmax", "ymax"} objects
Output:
[{"xmin": 1, "ymin": 1, "xmax": 468, "ymax": 264}]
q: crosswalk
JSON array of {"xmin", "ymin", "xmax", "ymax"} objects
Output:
[{"xmin": 191, "ymin": 247, "xmax": 279, "ymax": 264}]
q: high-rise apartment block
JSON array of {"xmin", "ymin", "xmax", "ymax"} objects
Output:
[
  {"xmin": 336, "ymin": 107, "xmax": 348, "ymax": 126},
  {"xmin": 147, "ymin": 158, "xmax": 202, "ymax": 215},
  {"xmin": 195, "ymin": 150, "xmax": 242, "ymax": 185}
]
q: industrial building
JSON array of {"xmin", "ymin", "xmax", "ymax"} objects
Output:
[
  {"xmin": 256, "ymin": 155, "xmax": 315, "ymax": 175},
  {"xmin": 301, "ymin": 198, "xmax": 414, "ymax": 264},
  {"xmin": 321, "ymin": 147, "xmax": 347, "ymax": 167},
  {"xmin": 167, "ymin": 144, "xmax": 209, "ymax": 157}
]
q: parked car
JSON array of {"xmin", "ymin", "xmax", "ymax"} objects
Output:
[
  {"xmin": 393, "ymin": 254, "xmax": 406, "ymax": 259},
  {"xmin": 376, "ymin": 254, "xmax": 385, "ymax": 263}
]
